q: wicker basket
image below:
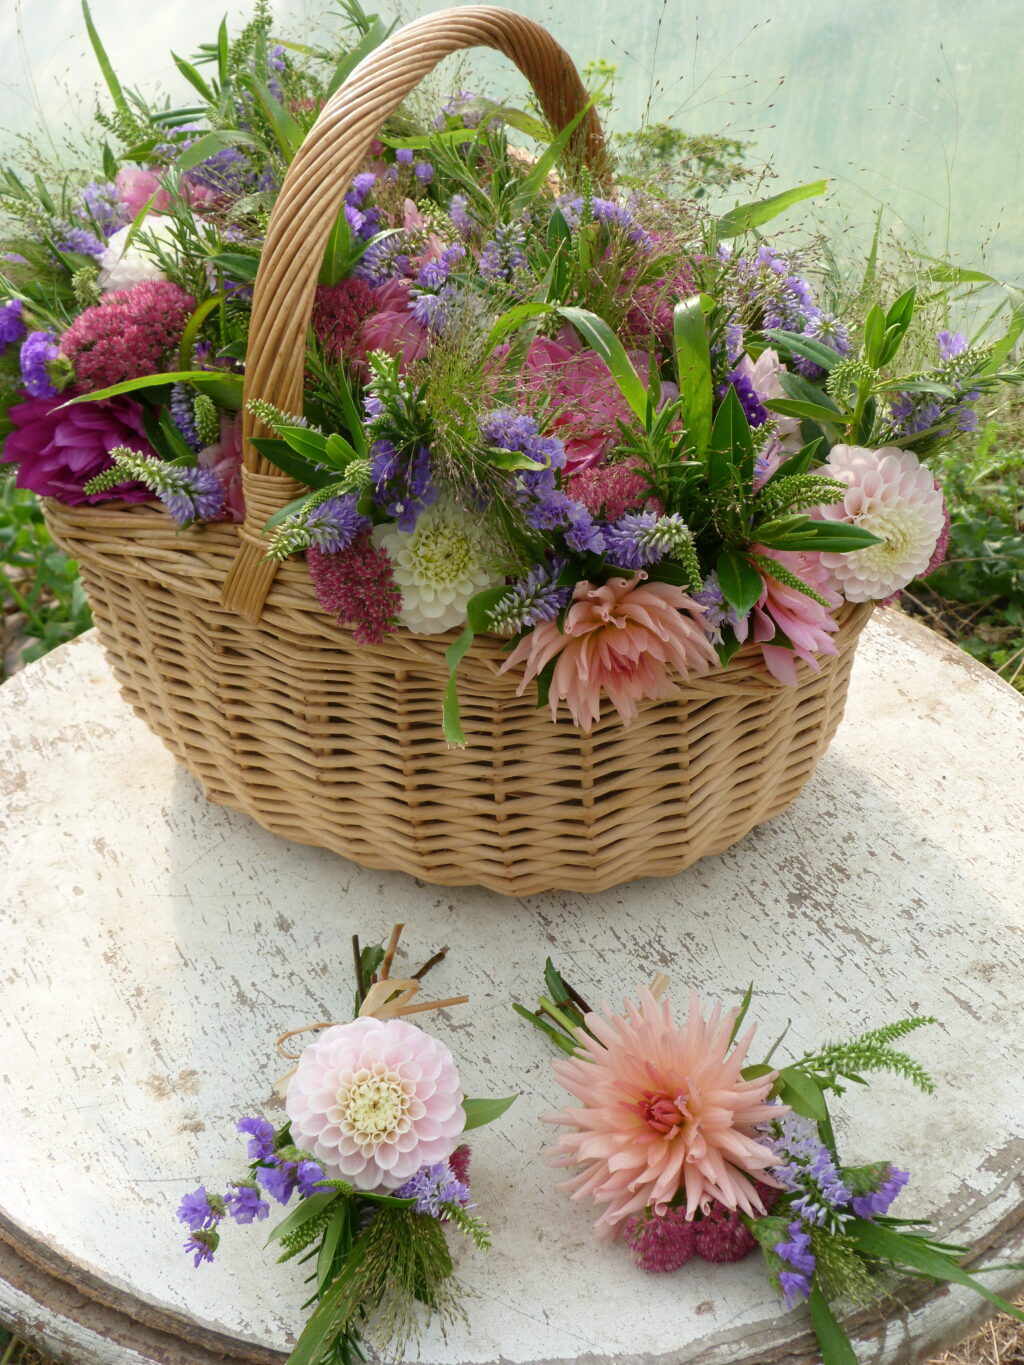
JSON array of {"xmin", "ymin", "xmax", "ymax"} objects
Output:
[{"xmin": 42, "ymin": 7, "xmax": 875, "ymax": 896}]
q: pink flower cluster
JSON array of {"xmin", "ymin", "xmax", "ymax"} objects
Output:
[
  {"xmin": 312, "ymin": 277, "xmax": 429, "ymax": 377},
  {"xmin": 625, "ymin": 1180, "xmax": 780, "ymax": 1271},
  {"xmin": 308, "ymin": 533, "xmax": 402, "ymax": 645},
  {"xmin": 61, "ymin": 280, "xmax": 196, "ymax": 393},
  {"xmin": 738, "ymin": 547, "xmax": 843, "ymax": 687}
]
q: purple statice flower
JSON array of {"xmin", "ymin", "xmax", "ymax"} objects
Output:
[
  {"xmin": 349, "ymin": 171, "xmax": 377, "ymax": 205},
  {"xmin": 414, "ymin": 161, "xmax": 434, "ymax": 184},
  {"xmin": 938, "ymin": 329, "xmax": 968, "ymax": 361},
  {"xmin": 187, "ymin": 145, "xmax": 252, "ymax": 196},
  {"xmin": 297, "ymin": 1161, "xmax": 326, "ymax": 1198},
  {"xmin": 481, "ymin": 409, "xmax": 565, "ymax": 471},
  {"xmin": 237, "ymin": 1116, "xmax": 276, "ymax": 1160},
  {"xmin": 718, "ymin": 369, "xmax": 768, "ymax": 427},
  {"xmin": 603, "ymin": 511, "xmax": 693, "ymax": 570},
  {"xmin": 184, "ymin": 1228, "xmax": 219, "ymax": 1267},
  {"xmin": 54, "ymin": 224, "xmax": 105, "ymax": 257},
  {"xmin": 768, "ymin": 1115, "xmax": 852, "ymax": 1231},
  {"xmin": 694, "ymin": 572, "xmax": 745, "ymax": 642},
  {"xmin": 774, "ymin": 1220, "xmax": 816, "ymax": 1276},
  {"xmin": 487, "ymin": 561, "xmax": 572, "ymax": 634},
  {"xmin": 157, "ymin": 464, "xmax": 226, "ymax": 527},
  {"xmin": 851, "ymin": 1166, "xmax": 910, "ymax": 1219},
  {"xmin": 0, "ymin": 298, "xmax": 26, "ymax": 349},
  {"xmin": 410, "ymin": 243, "xmax": 466, "ymax": 333},
  {"xmin": 370, "ymin": 440, "xmax": 438, "ymax": 531},
  {"xmin": 434, "ymin": 89, "xmax": 485, "ymax": 128},
  {"xmin": 524, "ymin": 487, "xmax": 575, "ymax": 531},
  {"xmin": 169, "ymin": 383, "xmax": 201, "ymax": 450},
  {"xmin": 224, "ymin": 1182, "xmax": 270, "ymax": 1225},
  {"xmin": 79, "ymin": 180, "xmax": 129, "ymax": 237},
  {"xmin": 779, "ymin": 1268, "xmax": 813, "ymax": 1309},
  {"xmin": 268, "ymin": 43, "xmax": 287, "ymax": 71},
  {"xmin": 564, "ymin": 502, "xmax": 605, "ymax": 554},
  {"xmin": 20, "ymin": 331, "xmax": 60, "ymax": 398},
  {"xmin": 449, "ymin": 193, "xmax": 474, "ymax": 237},
  {"xmin": 591, "ymin": 196, "xmax": 652, "ymax": 249},
  {"xmin": 257, "ymin": 1159, "xmax": 298, "ymax": 1205},
  {"xmin": 302, "ymin": 495, "xmax": 370, "ymax": 552},
  {"xmin": 176, "ymin": 1187, "xmax": 222, "ymax": 1230},
  {"xmin": 395, "ymin": 147, "xmax": 414, "ymax": 166},
  {"xmin": 394, "ymin": 1160, "xmax": 471, "ymax": 1217}
]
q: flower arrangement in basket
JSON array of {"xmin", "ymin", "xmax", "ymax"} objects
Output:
[{"xmin": 1, "ymin": 3, "xmax": 1020, "ymax": 891}]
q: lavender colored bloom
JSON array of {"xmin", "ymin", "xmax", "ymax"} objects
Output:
[
  {"xmin": 851, "ymin": 1166, "xmax": 910, "ymax": 1219},
  {"xmin": 435, "ymin": 89, "xmax": 485, "ymax": 128},
  {"xmin": 79, "ymin": 180, "xmax": 129, "ymax": 237},
  {"xmin": 938, "ymin": 329, "xmax": 968, "ymax": 361},
  {"xmin": 774, "ymin": 1220, "xmax": 816, "ymax": 1276},
  {"xmin": 237, "ymin": 1116, "xmax": 276, "ymax": 1160},
  {"xmin": 169, "ymin": 383, "xmax": 201, "ymax": 450},
  {"xmin": 394, "ymin": 1160, "xmax": 471, "ymax": 1217},
  {"xmin": 54, "ymin": 224, "xmax": 105, "ymax": 257},
  {"xmin": 297, "ymin": 1161, "xmax": 326, "ymax": 1198},
  {"xmin": 410, "ymin": 284, "xmax": 456, "ymax": 332},
  {"xmin": 779, "ymin": 1269, "xmax": 812, "ymax": 1309},
  {"xmin": 224, "ymin": 1183, "xmax": 270, "ymax": 1225},
  {"xmin": 257, "ymin": 1160, "xmax": 298, "ymax": 1204},
  {"xmin": 157, "ymin": 464, "xmax": 225, "ymax": 527},
  {"xmin": 302, "ymin": 495, "xmax": 370, "ymax": 552},
  {"xmin": 414, "ymin": 161, "xmax": 434, "ymax": 184},
  {"xmin": 349, "ymin": 171, "xmax": 377, "ymax": 203},
  {"xmin": 395, "ymin": 147, "xmax": 414, "ymax": 166},
  {"xmin": 768, "ymin": 1115, "xmax": 852, "ymax": 1230},
  {"xmin": 565, "ymin": 503, "xmax": 605, "ymax": 554},
  {"xmin": 480, "ymin": 409, "xmax": 565, "ymax": 470},
  {"xmin": 370, "ymin": 440, "xmax": 438, "ymax": 531},
  {"xmin": 268, "ymin": 43, "xmax": 287, "ymax": 71},
  {"xmin": 355, "ymin": 234, "xmax": 411, "ymax": 285},
  {"xmin": 449, "ymin": 194, "xmax": 473, "ymax": 237},
  {"xmin": 184, "ymin": 1228, "xmax": 219, "ymax": 1267},
  {"xmin": 524, "ymin": 487, "xmax": 574, "ymax": 531},
  {"xmin": 478, "ymin": 224, "xmax": 528, "ymax": 284},
  {"xmin": 177, "ymin": 1187, "xmax": 221, "ymax": 1230},
  {"xmin": 694, "ymin": 572, "xmax": 745, "ymax": 641},
  {"xmin": 0, "ymin": 298, "xmax": 25, "ymax": 349},
  {"xmin": 20, "ymin": 331, "xmax": 60, "ymax": 398},
  {"xmin": 718, "ymin": 369, "xmax": 768, "ymax": 428},
  {"xmin": 603, "ymin": 511, "xmax": 693, "ymax": 570},
  {"xmin": 725, "ymin": 323, "xmax": 744, "ymax": 363},
  {"xmin": 487, "ymin": 562, "xmax": 572, "ymax": 634}
]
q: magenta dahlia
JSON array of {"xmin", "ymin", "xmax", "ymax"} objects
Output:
[{"xmin": 3, "ymin": 395, "xmax": 157, "ymax": 504}]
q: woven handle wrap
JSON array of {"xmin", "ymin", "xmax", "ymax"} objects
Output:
[{"xmin": 221, "ymin": 6, "xmax": 610, "ymax": 619}]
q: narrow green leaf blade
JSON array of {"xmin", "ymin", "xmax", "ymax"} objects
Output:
[
  {"xmin": 82, "ymin": 0, "xmax": 129, "ymax": 117},
  {"xmin": 266, "ymin": 1189, "xmax": 339, "ymax": 1245},
  {"xmin": 673, "ymin": 296, "xmax": 714, "ymax": 457},
  {"xmin": 808, "ymin": 1287, "xmax": 859, "ymax": 1365},
  {"xmin": 462, "ymin": 1094, "xmax": 518, "ymax": 1131},
  {"xmin": 717, "ymin": 180, "xmax": 827, "ymax": 238},
  {"xmin": 325, "ymin": 18, "xmax": 390, "ymax": 98},
  {"xmin": 557, "ymin": 306, "xmax": 648, "ymax": 424}
]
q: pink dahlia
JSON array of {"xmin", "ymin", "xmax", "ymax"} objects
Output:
[
  {"xmin": 60, "ymin": 280, "xmax": 196, "ymax": 393},
  {"xmin": 814, "ymin": 444, "xmax": 947, "ymax": 602},
  {"xmin": 359, "ymin": 277, "xmax": 431, "ymax": 374},
  {"xmin": 544, "ymin": 989, "xmax": 781, "ymax": 1238},
  {"xmin": 285, "ymin": 1015, "xmax": 466, "ymax": 1192},
  {"xmin": 4, "ymin": 394, "xmax": 156, "ymax": 504},
  {"xmin": 114, "ymin": 165, "xmax": 216, "ymax": 217},
  {"xmin": 196, "ymin": 414, "xmax": 245, "ymax": 523},
  {"xmin": 499, "ymin": 573, "xmax": 719, "ymax": 732},
  {"xmin": 739, "ymin": 546, "xmax": 843, "ymax": 687}
]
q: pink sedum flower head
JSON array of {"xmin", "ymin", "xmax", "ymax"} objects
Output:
[
  {"xmin": 500, "ymin": 573, "xmax": 719, "ymax": 732},
  {"xmin": 815, "ymin": 445, "xmax": 946, "ymax": 602},
  {"xmin": 285, "ymin": 1016, "xmax": 465, "ymax": 1192},
  {"xmin": 544, "ymin": 989, "xmax": 782, "ymax": 1239}
]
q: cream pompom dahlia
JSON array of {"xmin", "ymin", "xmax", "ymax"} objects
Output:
[
  {"xmin": 372, "ymin": 500, "xmax": 504, "ymax": 633},
  {"xmin": 815, "ymin": 444, "xmax": 946, "ymax": 602},
  {"xmin": 285, "ymin": 1016, "xmax": 466, "ymax": 1191},
  {"xmin": 96, "ymin": 219, "xmax": 174, "ymax": 292}
]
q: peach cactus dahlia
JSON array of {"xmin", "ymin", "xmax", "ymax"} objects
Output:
[{"xmin": 543, "ymin": 989, "xmax": 782, "ymax": 1238}]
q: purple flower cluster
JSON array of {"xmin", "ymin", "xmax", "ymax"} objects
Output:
[
  {"xmin": 237, "ymin": 1116, "xmax": 275, "ymax": 1160},
  {"xmin": 767, "ymin": 1114, "xmax": 852, "ymax": 1230},
  {"xmin": 20, "ymin": 330, "xmax": 60, "ymax": 398},
  {"xmin": 478, "ymin": 223, "xmax": 529, "ymax": 284},
  {"xmin": 356, "ymin": 233, "xmax": 412, "ymax": 286},
  {"xmin": 410, "ymin": 243, "xmax": 466, "ymax": 332},
  {"xmin": 0, "ymin": 298, "xmax": 25, "ymax": 349},
  {"xmin": 773, "ymin": 1220, "xmax": 816, "ymax": 1307},
  {"xmin": 487, "ymin": 561, "xmax": 572, "ymax": 634},
  {"xmin": 889, "ymin": 331, "xmax": 980, "ymax": 440},
  {"xmin": 719, "ymin": 369, "xmax": 768, "ymax": 428},
  {"xmin": 603, "ymin": 511, "xmax": 692, "ymax": 570},
  {"xmin": 79, "ymin": 180, "xmax": 129, "ymax": 237},
  {"xmin": 851, "ymin": 1165, "xmax": 909, "ymax": 1219},
  {"xmin": 693, "ymin": 572, "xmax": 745, "ymax": 641},
  {"xmin": 448, "ymin": 194, "xmax": 474, "ymax": 237},
  {"xmin": 53, "ymin": 223, "xmax": 105, "ymax": 257},
  {"xmin": 169, "ymin": 383, "xmax": 202, "ymax": 450},
  {"xmin": 370, "ymin": 439, "xmax": 438, "ymax": 530},
  {"xmin": 344, "ymin": 171, "xmax": 382, "ymax": 241},
  {"xmin": 394, "ymin": 1160, "xmax": 471, "ymax": 1217},
  {"xmin": 224, "ymin": 1183, "xmax": 270, "ymax": 1225},
  {"xmin": 301, "ymin": 494, "xmax": 371, "ymax": 553},
  {"xmin": 157, "ymin": 464, "xmax": 226, "ymax": 527}
]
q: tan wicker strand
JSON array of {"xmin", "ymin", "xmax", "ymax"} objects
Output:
[
  {"xmin": 39, "ymin": 10, "xmax": 878, "ymax": 896},
  {"xmin": 222, "ymin": 6, "xmax": 608, "ymax": 619}
]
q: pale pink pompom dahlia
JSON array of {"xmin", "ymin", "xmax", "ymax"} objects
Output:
[
  {"xmin": 285, "ymin": 1016, "xmax": 465, "ymax": 1192},
  {"xmin": 544, "ymin": 989, "xmax": 781, "ymax": 1239},
  {"xmin": 814, "ymin": 444, "xmax": 946, "ymax": 602},
  {"xmin": 499, "ymin": 573, "xmax": 719, "ymax": 732}
]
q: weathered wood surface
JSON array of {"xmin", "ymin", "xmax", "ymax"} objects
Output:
[{"xmin": 1, "ymin": 611, "xmax": 1022, "ymax": 1365}]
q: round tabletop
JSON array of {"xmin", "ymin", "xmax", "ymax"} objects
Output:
[{"xmin": 1, "ymin": 612, "xmax": 1023, "ymax": 1365}]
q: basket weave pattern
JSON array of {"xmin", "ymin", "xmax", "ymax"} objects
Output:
[{"xmin": 41, "ymin": 8, "xmax": 875, "ymax": 895}]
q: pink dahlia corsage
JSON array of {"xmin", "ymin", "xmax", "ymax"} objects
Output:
[
  {"xmin": 516, "ymin": 963, "xmax": 1024, "ymax": 1362},
  {"xmin": 177, "ymin": 925, "xmax": 514, "ymax": 1365}
]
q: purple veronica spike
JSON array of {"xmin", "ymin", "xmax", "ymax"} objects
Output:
[
  {"xmin": 394, "ymin": 1160, "xmax": 471, "ymax": 1217},
  {"xmin": 303, "ymin": 495, "xmax": 370, "ymax": 553}
]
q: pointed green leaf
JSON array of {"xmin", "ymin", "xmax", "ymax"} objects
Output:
[
  {"xmin": 765, "ymin": 397, "xmax": 848, "ymax": 427},
  {"xmin": 82, "ymin": 1, "xmax": 129, "ymax": 118},
  {"xmin": 216, "ymin": 17, "xmax": 229, "ymax": 88},
  {"xmin": 325, "ymin": 18, "xmax": 391, "ymax": 98},
  {"xmin": 315, "ymin": 1205, "xmax": 349, "ymax": 1294},
  {"xmin": 862, "ymin": 304, "xmax": 887, "ymax": 367},
  {"xmin": 727, "ymin": 983, "xmax": 755, "ymax": 1047},
  {"xmin": 673, "ymin": 296, "xmax": 714, "ymax": 457},
  {"xmin": 285, "ymin": 1232, "xmax": 372, "ymax": 1365},
  {"xmin": 178, "ymin": 295, "xmax": 226, "ymax": 371},
  {"xmin": 717, "ymin": 549, "xmax": 763, "ymax": 617},
  {"xmin": 808, "ymin": 1287, "xmax": 859, "ymax": 1365},
  {"xmin": 484, "ymin": 301, "xmax": 553, "ymax": 353},
  {"xmin": 443, "ymin": 586, "xmax": 509, "ymax": 747},
  {"xmin": 760, "ymin": 522, "xmax": 883, "ymax": 553},
  {"xmin": 175, "ymin": 129, "xmax": 262, "ymax": 173},
  {"xmin": 250, "ymin": 437, "xmax": 329, "ymax": 488},
  {"xmin": 777, "ymin": 1065, "xmax": 828, "ymax": 1121},
  {"xmin": 557, "ymin": 306, "xmax": 648, "ymax": 424},
  {"xmin": 708, "ymin": 385, "xmax": 753, "ymax": 488},
  {"xmin": 462, "ymin": 1094, "xmax": 518, "ymax": 1131},
  {"xmin": 61, "ymin": 370, "xmax": 243, "ymax": 406},
  {"xmin": 266, "ymin": 1189, "xmax": 340, "ymax": 1245},
  {"xmin": 318, "ymin": 206, "xmax": 353, "ymax": 286},
  {"xmin": 717, "ymin": 180, "xmax": 827, "ymax": 238},
  {"xmin": 762, "ymin": 329, "xmax": 845, "ymax": 373},
  {"xmin": 171, "ymin": 51, "xmax": 216, "ymax": 102},
  {"xmin": 508, "ymin": 101, "xmax": 594, "ymax": 216}
]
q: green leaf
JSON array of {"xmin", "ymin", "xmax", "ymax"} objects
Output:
[
  {"xmin": 708, "ymin": 385, "xmax": 753, "ymax": 489},
  {"xmin": 777, "ymin": 1065, "xmax": 828, "ymax": 1121},
  {"xmin": 765, "ymin": 397, "xmax": 847, "ymax": 428},
  {"xmin": 178, "ymin": 294, "xmax": 226, "ymax": 372},
  {"xmin": 262, "ymin": 495, "xmax": 313, "ymax": 532},
  {"xmin": 728, "ymin": 983, "xmax": 755, "ymax": 1047},
  {"xmin": 862, "ymin": 304, "xmax": 887, "ymax": 367},
  {"xmin": 333, "ymin": 365, "xmax": 368, "ymax": 457},
  {"xmin": 762, "ymin": 329, "xmax": 845, "ymax": 373},
  {"xmin": 206, "ymin": 251, "xmax": 260, "ymax": 282},
  {"xmin": 847, "ymin": 1221, "xmax": 1024, "ymax": 1322},
  {"xmin": 672, "ymin": 296, "xmax": 714, "ymax": 457},
  {"xmin": 777, "ymin": 371, "xmax": 844, "ymax": 413},
  {"xmin": 717, "ymin": 549, "xmax": 762, "ymax": 617},
  {"xmin": 82, "ymin": 0, "xmax": 129, "ymax": 118},
  {"xmin": 266, "ymin": 1189, "xmax": 339, "ymax": 1245},
  {"xmin": 250, "ymin": 436, "xmax": 329, "ymax": 488},
  {"xmin": 512, "ymin": 1000, "xmax": 578, "ymax": 1054},
  {"xmin": 484, "ymin": 301, "xmax": 553, "ymax": 353},
  {"xmin": 241, "ymin": 71, "xmax": 305, "ymax": 160},
  {"xmin": 325, "ymin": 18, "xmax": 391, "ymax": 99},
  {"xmin": 740, "ymin": 1062, "xmax": 776, "ymax": 1081},
  {"xmin": 216, "ymin": 17, "xmax": 229, "ymax": 88},
  {"xmin": 175, "ymin": 129, "xmax": 262, "ymax": 173},
  {"xmin": 319, "ymin": 206, "xmax": 353, "ymax": 286},
  {"xmin": 717, "ymin": 179, "xmax": 827, "ymax": 238},
  {"xmin": 808, "ymin": 1287, "xmax": 859, "ymax": 1365},
  {"xmin": 462, "ymin": 1094, "xmax": 517, "ymax": 1131},
  {"xmin": 61, "ymin": 370, "xmax": 244, "ymax": 407},
  {"xmin": 483, "ymin": 446, "xmax": 546, "ymax": 472},
  {"xmin": 442, "ymin": 586, "xmax": 508, "ymax": 747},
  {"xmin": 557, "ymin": 306, "xmax": 648, "ymax": 424},
  {"xmin": 170, "ymin": 51, "xmax": 216, "ymax": 102},
  {"xmin": 279, "ymin": 426, "xmax": 331, "ymax": 464},
  {"xmin": 761, "ymin": 521, "xmax": 883, "ymax": 553},
  {"xmin": 508, "ymin": 100, "xmax": 594, "ymax": 216},
  {"xmin": 285, "ymin": 1232, "xmax": 371, "ymax": 1365}
]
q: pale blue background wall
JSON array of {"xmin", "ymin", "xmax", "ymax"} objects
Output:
[{"xmin": 2, "ymin": 0, "xmax": 1019, "ymax": 282}]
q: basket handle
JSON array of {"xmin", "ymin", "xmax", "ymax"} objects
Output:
[{"xmin": 221, "ymin": 5, "xmax": 610, "ymax": 620}]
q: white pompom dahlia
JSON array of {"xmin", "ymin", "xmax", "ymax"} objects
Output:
[
  {"xmin": 96, "ymin": 219, "xmax": 173, "ymax": 292},
  {"xmin": 285, "ymin": 1016, "xmax": 465, "ymax": 1191},
  {"xmin": 815, "ymin": 444, "xmax": 946, "ymax": 602},
  {"xmin": 373, "ymin": 500, "xmax": 504, "ymax": 633}
]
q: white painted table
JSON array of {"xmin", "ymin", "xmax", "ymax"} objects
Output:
[{"xmin": 1, "ymin": 612, "xmax": 1023, "ymax": 1365}]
